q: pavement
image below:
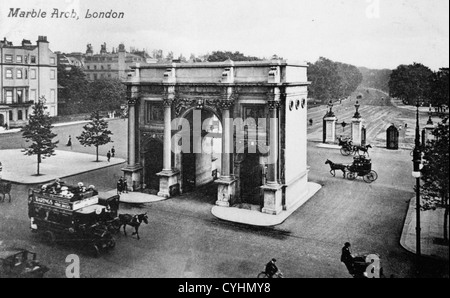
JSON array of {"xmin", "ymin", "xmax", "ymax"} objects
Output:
[
  {"xmin": 400, "ymin": 196, "xmax": 449, "ymax": 261},
  {"xmin": 0, "ymin": 119, "xmax": 92, "ymax": 135},
  {"xmin": 0, "ymin": 149, "xmax": 125, "ymax": 184}
]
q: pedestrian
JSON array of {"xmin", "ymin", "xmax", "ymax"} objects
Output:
[
  {"xmin": 117, "ymin": 178, "xmax": 123, "ymax": 195},
  {"xmin": 123, "ymin": 179, "xmax": 129, "ymax": 193},
  {"xmin": 111, "ymin": 146, "xmax": 115, "ymax": 157},
  {"xmin": 66, "ymin": 135, "xmax": 72, "ymax": 147},
  {"xmin": 264, "ymin": 258, "xmax": 279, "ymax": 278},
  {"xmin": 107, "ymin": 151, "xmax": 111, "ymax": 162},
  {"xmin": 341, "ymin": 242, "xmax": 355, "ymax": 276},
  {"xmin": 404, "ymin": 123, "xmax": 407, "ymax": 129},
  {"xmin": 309, "ymin": 119, "xmax": 313, "ymax": 126}
]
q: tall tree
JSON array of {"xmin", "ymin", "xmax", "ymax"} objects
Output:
[
  {"xmin": 429, "ymin": 68, "xmax": 449, "ymax": 111},
  {"xmin": 57, "ymin": 64, "xmax": 89, "ymax": 115},
  {"xmin": 84, "ymin": 78, "xmax": 127, "ymax": 113},
  {"xmin": 307, "ymin": 57, "xmax": 341, "ymax": 102},
  {"xmin": 77, "ymin": 112, "xmax": 113, "ymax": 162},
  {"xmin": 21, "ymin": 98, "xmax": 59, "ymax": 175},
  {"xmin": 206, "ymin": 51, "xmax": 262, "ymax": 62},
  {"xmin": 421, "ymin": 116, "xmax": 449, "ymax": 243},
  {"xmin": 388, "ymin": 63, "xmax": 434, "ymax": 105}
]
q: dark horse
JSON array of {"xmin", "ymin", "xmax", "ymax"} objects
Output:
[
  {"xmin": 325, "ymin": 159, "xmax": 348, "ymax": 177},
  {"xmin": 353, "ymin": 144, "xmax": 372, "ymax": 156},
  {"xmin": 0, "ymin": 181, "xmax": 12, "ymax": 203},
  {"xmin": 118, "ymin": 213, "xmax": 148, "ymax": 240}
]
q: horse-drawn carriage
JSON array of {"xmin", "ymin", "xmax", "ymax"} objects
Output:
[
  {"xmin": 0, "ymin": 249, "xmax": 49, "ymax": 278},
  {"xmin": 346, "ymin": 156, "xmax": 378, "ymax": 183},
  {"xmin": 28, "ymin": 183, "xmax": 118, "ymax": 257}
]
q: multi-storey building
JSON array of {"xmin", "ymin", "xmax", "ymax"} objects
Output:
[
  {"xmin": 64, "ymin": 43, "xmax": 156, "ymax": 81},
  {"xmin": 0, "ymin": 36, "xmax": 58, "ymax": 128}
]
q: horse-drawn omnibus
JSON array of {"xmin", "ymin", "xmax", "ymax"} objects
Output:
[{"xmin": 28, "ymin": 182, "xmax": 119, "ymax": 257}]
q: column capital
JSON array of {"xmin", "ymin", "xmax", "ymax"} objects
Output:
[
  {"xmin": 220, "ymin": 100, "xmax": 234, "ymax": 110},
  {"xmin": 267, "ymin": 100, "xmax": 281, "ymax": 110},
  {"xmin": 127, "ymin": 97, "xmax": 138, "ymax": 105},
  {"xmin": 163, "ymin": 98, "xmax": 173, "ymax": 107}
]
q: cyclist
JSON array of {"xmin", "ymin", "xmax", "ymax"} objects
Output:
[{"xmin": 265, "ymin": 258, "xmax": 279, "ymax": 278}]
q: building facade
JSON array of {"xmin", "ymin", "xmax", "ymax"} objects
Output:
[
  {"xmin": 122, "ymin": 58, "xmax": 311, "ymax": 215},
  {"xmin": 0, "ymin": 36, "xmax": 58, "ymax": 128},
  {"xmin": 63, "ymin": 43, "xmax": 156, "ymax": 81}
]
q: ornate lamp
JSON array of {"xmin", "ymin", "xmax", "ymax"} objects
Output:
[{"xmin": 353, "ymin": 100, "xmax": 361, "ymax": 118}]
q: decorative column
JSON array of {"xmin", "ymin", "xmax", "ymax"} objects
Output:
[
  {"xmin": 323, "ymin": 100, "xmax": 337, "ymax": 144},
  {"xmin": 261, "ymin": 95, "xmax": 283, "ymax": 215},
  {"xmin": 122, "ymin": 86, "xmax": 143, "ymax": 191},
  {"xmin": 351, "ymin": 100, "xmax": 364, "ymax": 146},
  {"xmin": 215, "ymin": 98, "xmax": 236, "ymax": 207},
  {"xmin": 157, "ymin": 90, "xmax": 180, "ymax": 198}
]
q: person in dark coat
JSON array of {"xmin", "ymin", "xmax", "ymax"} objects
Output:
[
  {"xmin": 111, "ymin": 146, "xmax": 115, "ymax": 157},
  {"xmin": 107, "ymin": 151, "xmax": 111, "ymax": 162},
  {"xmin": 265, "ymin": 258, "xmax": 279, "ymax": 278},
  {"xmin": 341, "ymin": 242, "xmax": 355, "ymax": 275},
  {"xmin": 117, "ymin": 178, "xmax": 123, "ymax": 195},
  {"xmin": 66, "ymin": 135, "xmax": 72, "ymax": 147},
  {"xmin": 123, "ymin": 179, "xmax": 128, "ymax": 193}
]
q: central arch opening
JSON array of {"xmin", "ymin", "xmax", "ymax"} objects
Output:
[{"xmin": 178, "ymin": 108, "xmax": 222, "ymax": 193}]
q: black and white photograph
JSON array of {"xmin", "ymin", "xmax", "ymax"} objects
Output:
[{"xmin": 0, "ymin": 0, "xmax": 448, "ymax": 284}]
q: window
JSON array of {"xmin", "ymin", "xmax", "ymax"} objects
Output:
[
  {"xmin": 93, "ymin": 74, "xmax": 98, "ymax": 80},
  {"xmin": 16, "ymin": 55, "xmax": 23, "ymax": 63},
  {"xmin": 5, "ymin": 90, "xmax": 13, "ymax": 103},
  {"xmin": 87, "ymin": 65, "xmax": 90, "ymax": 70},
  {"xmin": 50, "ymin": 69, "xmax": 56, "ymax": 80},
  {"xmin": 17, "ymin": 90, "xmax": 23, "ymax": 103},
  {"xmin": 18, "ymin": 110, "xmax": 23, "ymax": 120},
  {"xmin": 25, "ymin": 55, "xmax": 28, "ymax": 64},
  {"xmin": 94, "ymin": 65, "xmax": 97, "ymax": 70},
  {"xmin": 50, "ymin": 89, "xmax": 55, "ymax": 103},
  {"xmin": 25, "ymin": 69, "xmax": 28, "ymax": 79},
  {"xmin": 50, "ymin": 57, "xmax": 55, "ymax": 65},
  {"xmin": 17, "ymin": 69, "xmax": 23, "ymax": 79},
  {"xmin": 30, "ymin": 69, "xmax": 36, "ymax": 79},
  {"xmin": 107, "ymin": 64, "xmax": 111, "ymax": 70},
  {"xmin": 25, "ymin": 109, "xmax": 28, "ymax": 119},
  {"xmin": 6, "ymin": 69, "xmax": 13, "ymax": 79},
  {"xmin": 243, "ymin": 105, "xmax": 266, "ymax": 130},
  {"xmin": 9, "ymin": 111, "xmax": 13, "ymax": 121},
  {"xmin": 5, "ymin": 54, "xmax": 13, "ymax": 62},
  {"xmin": 31, "ymin": 56, "xmax": 36, "ymax": 63},
  {"xmin": 30, "ymin": 90, "xmax": 36, "ymax": 101}
]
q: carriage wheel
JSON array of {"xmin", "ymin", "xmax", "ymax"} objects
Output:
[
  {"xmin": 340, "ymin": 147, "xmax": 351, "ymax": 156},
  {"xmin": 347, "ymin": 172, "xmax": 356, "ymax": 180},
  {"xmin": 363, "ymin": 170, "xmax": 378, "ymax": 183},
  {"xmin": 43, "ymin": 230, "xmax": 56, "ymax": 246}
]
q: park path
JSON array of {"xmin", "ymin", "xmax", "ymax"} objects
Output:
[{"xmin": 307, "ymin": 88, "xmax": 441, "ymax": 150}]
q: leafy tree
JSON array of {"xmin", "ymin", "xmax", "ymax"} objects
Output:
[
  {"xmin": 57, "ymin": 64, "xmax": 89, "ymax": 115},
  {"xmin": 307, "ymin": 57, "xmax": 341, "ymax": 102},
  {"xmin": 359, "ymin": 67, "xmax": 392, "ymax": 93},
  {"xmin": 421, "ymin": 116, "xmax": 449, "ymax": 243},
  {"xmin": 84, "ymin": 78, "xmax": 126, "ymax": 113},
  {"xmin": 77, "ymin": 112, "xmax": 113, "ymax": 162},
  {"xmin": 388, "ymin": 63, "xmax": 434, "ymax": 105},
  {"xmin": 429, "ymin": 68, "xmax": 449, "ymax": 111},
  {"xmin": 21, "ymin": 98, "xmax": 59, "ymax": 175},
  {"xmin": 206, "ymin": 51, "xmax": 262, "ymax": 62}
]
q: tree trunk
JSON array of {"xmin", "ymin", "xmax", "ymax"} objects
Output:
[
  {"xmin": 37, "ymin": 154, "xmax": 41, "ymax": 175},
  {"xmin": 96, "ymin": 145, "xmax": 99, "ymax": 162}
]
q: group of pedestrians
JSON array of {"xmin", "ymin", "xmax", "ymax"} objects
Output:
[
  {"xmin": 107, "ymin": 146, "xmax": 115, "ymax": 162},
  {"xmin": 117, "ymin": 177, "xmax": 128, "ymax": 195}
]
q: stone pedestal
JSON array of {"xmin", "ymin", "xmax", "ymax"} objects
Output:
[
  {"xmin": 122, "ymin": 165, "xmax": 143, "ymax": 192},
  {"xmin": 261, "ymin": 183, "xmax": 283, "ymax": 215},
  {"xmin": 324, "ymin": 116, "xmax": 337, "ymax": 143},
  {"xmin": 215, "ymin": 178, "xmax": 236, "ymax": 207},
  {"xmin": 157, "ymin": 169, "xmax": 180, "ymax": 198},
  {"xmin": 351, "ymin": 118, "xmax": 364, "ymax": 146}
]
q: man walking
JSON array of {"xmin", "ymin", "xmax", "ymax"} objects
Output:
[
  {"xmin": 111, "ymin": 146, "xmax": 116, "ymax": 157},
  {"xmin": 107, "ymin": 151, "xmax": 111, "ymax": 162},
  {"xmin": 341, "ymin": 242, "xmax": 355, "ymax": 276}
]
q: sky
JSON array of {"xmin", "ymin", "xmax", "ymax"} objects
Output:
[{"xmin": 0, "ymin": 0, "xmax": 448, "ymax": 70}]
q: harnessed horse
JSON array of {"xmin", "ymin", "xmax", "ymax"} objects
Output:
[
  {"xmin": 353, "ymin": 144, "xmax": 372, "ymax": 157},
  {"xmin": 0, "ymin": 181, "xmax": 12, "ymax": 203},
  {"xmin": 325, "ymin": 159, "xmax": 348, "ymax": 177},
  {"xmin": 118, "ymin": 212, "xmax": 148, "ymax": 240}
]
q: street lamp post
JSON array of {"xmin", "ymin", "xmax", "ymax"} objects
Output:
[{"xmin": 412, "ymin": 101, "xmax": 422, "ymax": 275}]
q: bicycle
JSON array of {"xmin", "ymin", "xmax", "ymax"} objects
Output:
[{"xmin": 257, "ymin": 271, "xmax": 284, "ymax": 278}]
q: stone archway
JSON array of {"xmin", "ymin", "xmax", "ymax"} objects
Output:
[{"xmin": 175, "ymin": 106, "xmax": 222, "ymax": 193}]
